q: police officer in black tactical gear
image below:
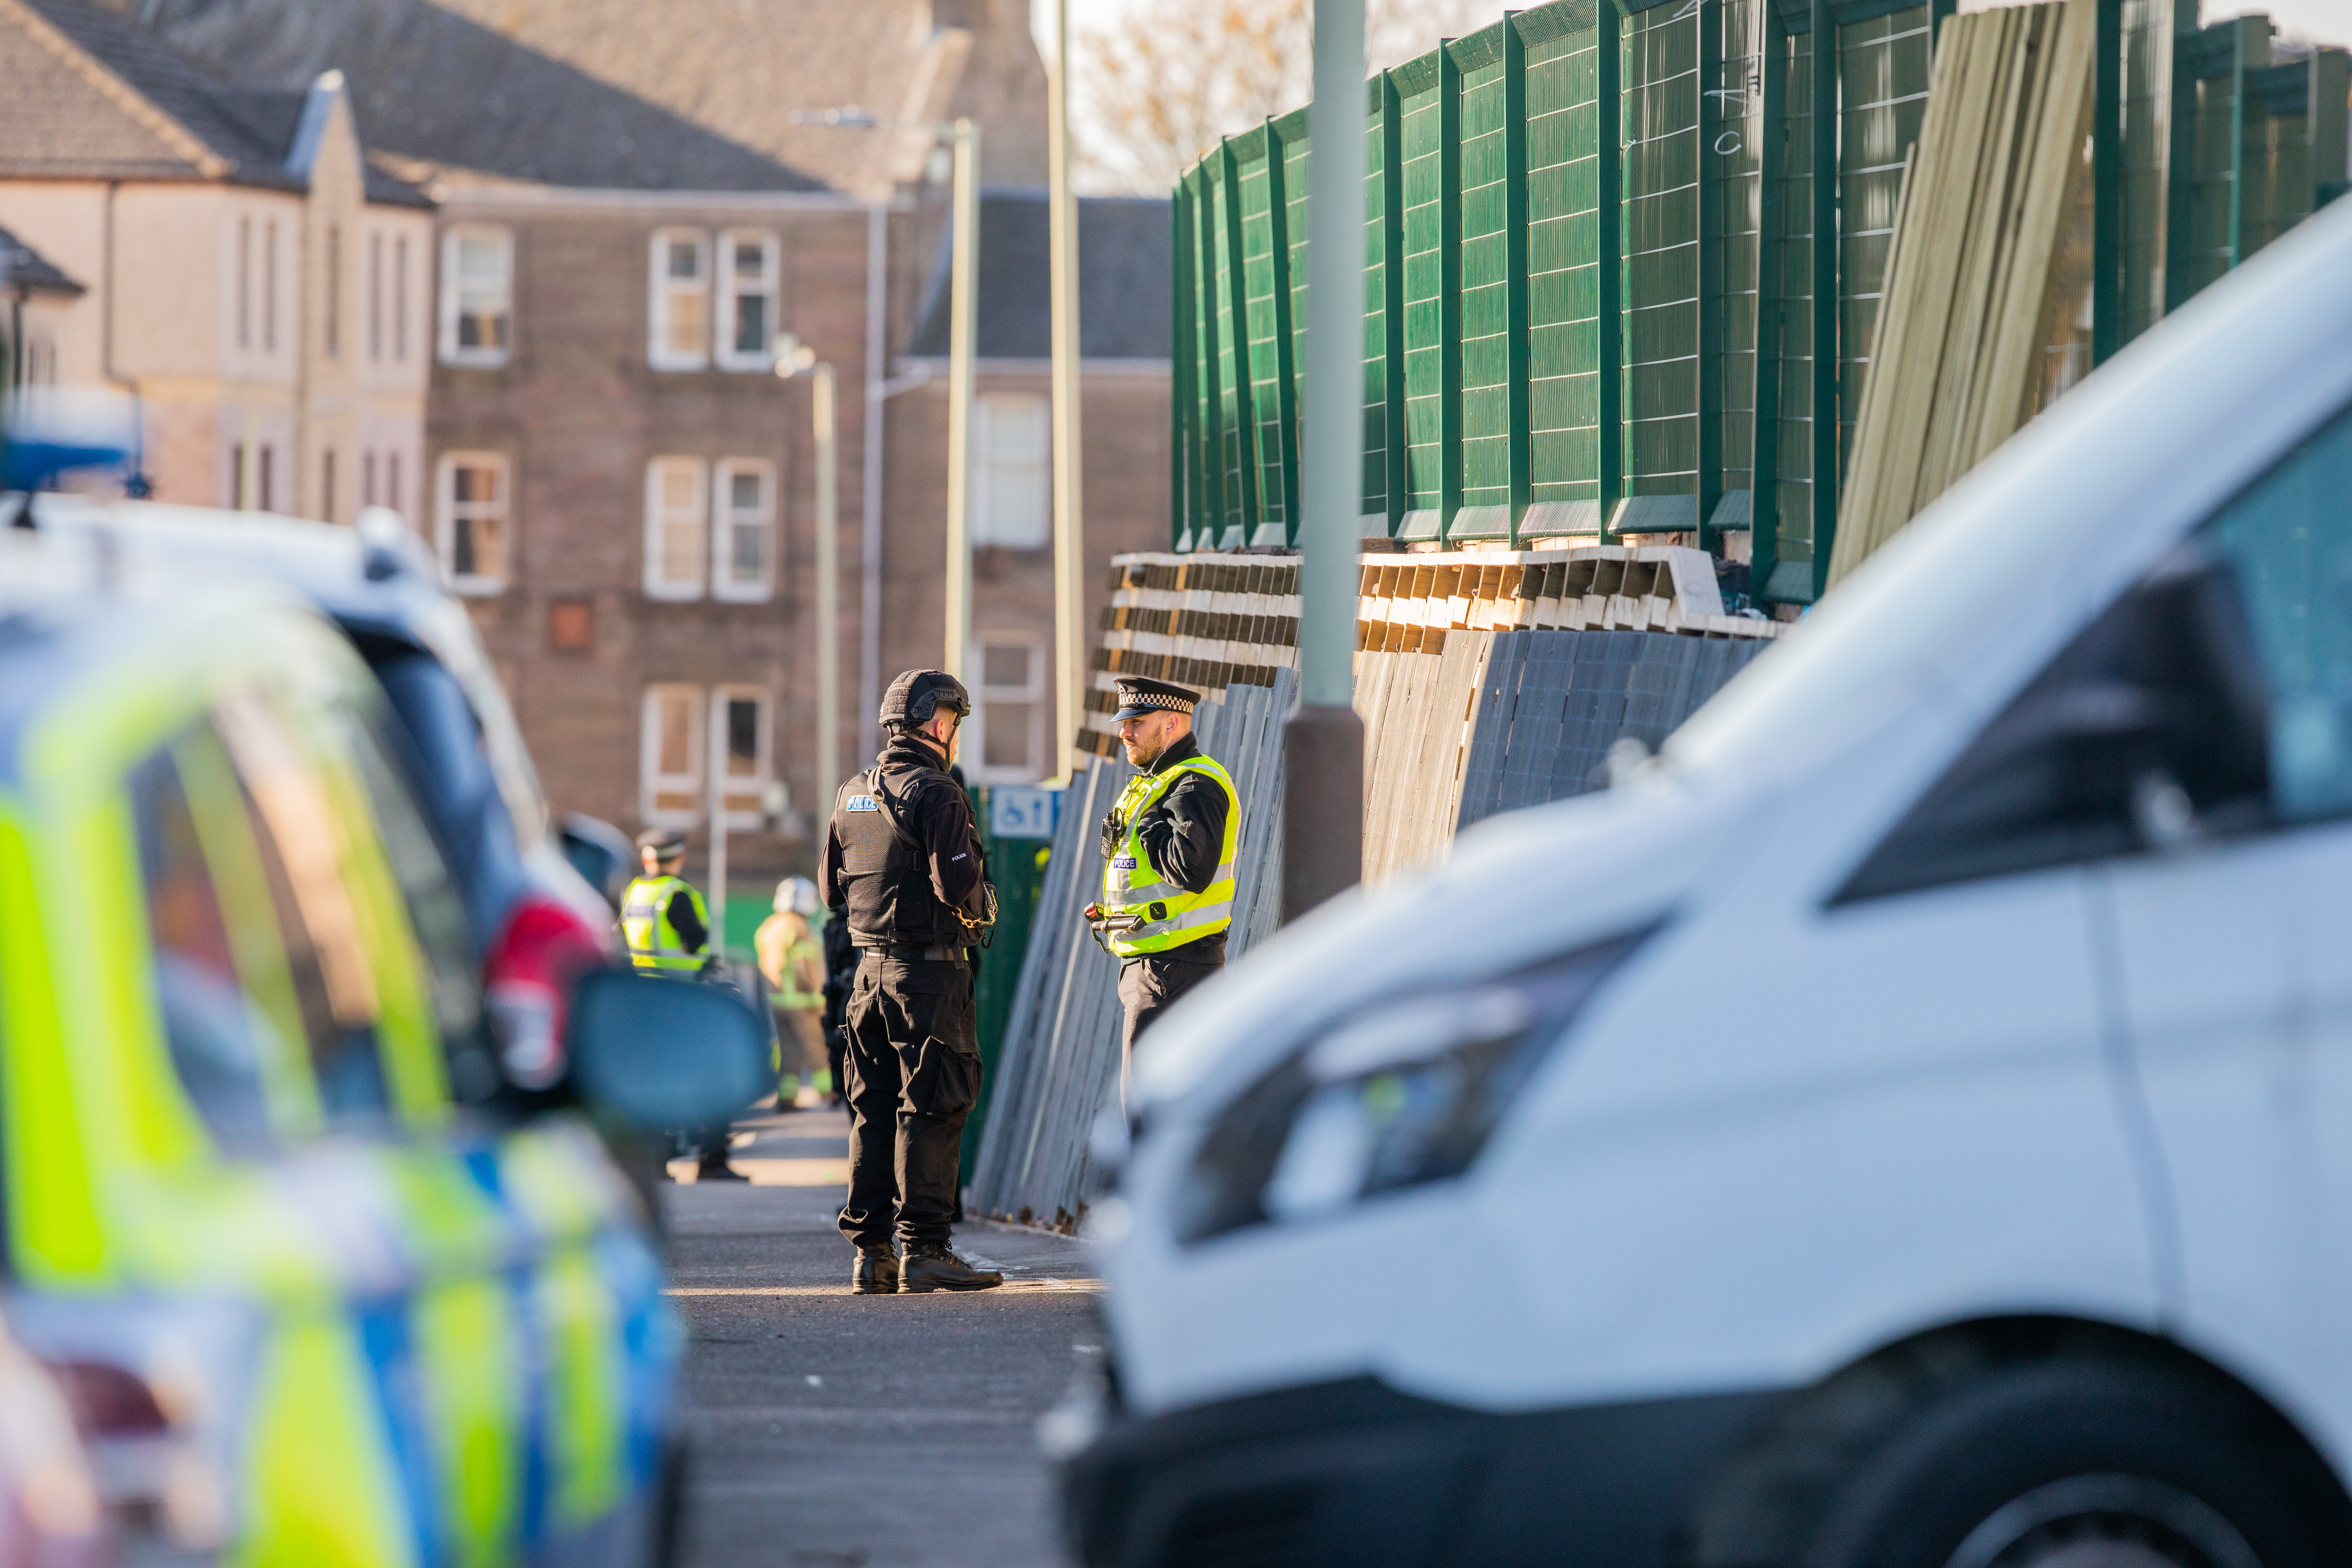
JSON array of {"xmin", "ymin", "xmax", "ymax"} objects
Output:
[{"xmin": 819, "ymin": 669, "xmax": 1004, "ymax": 1295}]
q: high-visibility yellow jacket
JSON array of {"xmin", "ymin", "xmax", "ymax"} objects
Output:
[
  {"xmin": 621, "ymin": 873, "xmax": 709, "ymax": 972},
  {"xmin": 1100, "ymin": 752, "xmax": 1240, "ymax": 957}
]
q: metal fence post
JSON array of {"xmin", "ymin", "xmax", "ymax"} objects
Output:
[
  {"xmin": 1696, "ymin": 0, "xmax": 1726, "ymax": 548},
  {"xmin": 1749, "ymin": 1, "xmax": 1786, "ymax": 605},
  {"xmin": 1807, "ymin": 0, "xmax": 1838, "ymax": 603},
  {"xmin": 1221, "ymin": 141, "xmax": 1267, "ymax": 545},
  {"xmin": 1172, "ymin": 178, "xmax": 1196, "ymax": 548},
  {"xmin": 1380, "ymin": 75, "xmax": 1410, "ymax": 536},
  {"xmin": 1505, "ymin": 19, "xmax": 1533, "ymax": 544},
  {"xmin": 1597, "ymin": 0, "xmax": 1624, "ymax": 542},
  {"xmin": 1438, "ymin": 44, "xmax": 1465, "ymax": 543},
  {"xmin": 1264, "ymin": 120, "xmax": 1306, "ymax": 545},
  {"xmin": 2092, "ymin": 0, "xmax": 2123, "ymax": 366}
]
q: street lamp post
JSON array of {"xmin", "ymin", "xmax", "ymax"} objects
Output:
[
  {"xmin": 941, "ymin": 117, "xmax": 979, "ymax": 684},
  {"xmin": 774, "ymin": 331, "xmax": 838, "ymax": 806},
  {"xmin": 794, "ymin": 108, "xmax": 981, "ymax": 686},
  {"xmin": 1046, "ymin": 0, "xmax": 1085, "ymax": 778}
]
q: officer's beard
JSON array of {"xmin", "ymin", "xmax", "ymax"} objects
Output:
[{"xmin": 1122, "ymin": 723, "xmax": 1180, "ymax": 769}]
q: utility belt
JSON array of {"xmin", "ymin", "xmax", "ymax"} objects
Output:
[{"xmin": 854, "ymin": 940, "xmax": 969, "ymax": 964}]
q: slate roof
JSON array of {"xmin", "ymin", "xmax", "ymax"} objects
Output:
[
  {"xmin": 910, "ymin": 193, "xmax": 1172, "ymax": 363},
  {"xmin": 0, "ymin": 224, "xmax": 83, "ymax": 293},
  {"xmin": 116, "ymin": 0, "xmax": 972, "ymax": 194},
  {"xmin": 0, "ymin": 0, "xmax": 429, "ymax": 204}
]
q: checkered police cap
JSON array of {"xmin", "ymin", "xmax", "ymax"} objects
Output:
[{"xmin": 1112, "ymin": 677, "xmax": 1202, "ymax": 721}]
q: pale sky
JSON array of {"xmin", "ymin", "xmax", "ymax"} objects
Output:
[
  {"xmin": 1047, "ymin": 0, "xmax": 2352, "ymax": 193},
  {"xmin": 1052, "ymin": 0, "xmax": 2352, "ymax": 51}
]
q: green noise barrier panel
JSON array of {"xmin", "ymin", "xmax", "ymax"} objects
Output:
[{"xmin": 1170, "ymin": 0, "xmax": 2347, "ymax": 602}]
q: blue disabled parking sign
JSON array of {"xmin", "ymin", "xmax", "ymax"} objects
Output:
[{"xmin": 989, "ymin": 785, "xmax": 1059, "ymax": 840}]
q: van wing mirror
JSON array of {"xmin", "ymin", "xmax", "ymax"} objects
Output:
[{"xmin": 565, "ymin": 969, "xmax": 771, "ymax": 1133}]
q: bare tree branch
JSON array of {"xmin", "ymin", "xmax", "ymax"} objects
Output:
[{"xmin": 1074, "ymin": 0, "xmax": 1511, "ymax": 194}]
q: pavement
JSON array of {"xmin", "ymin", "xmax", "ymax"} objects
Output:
[{"xmin": 664, "ymin": 1105, "xmax": 1100, "ymax": 1568}]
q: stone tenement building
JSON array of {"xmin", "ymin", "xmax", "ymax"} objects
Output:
[
  {"xmin": 86, "ymin": 0, "xmax": 1173, "ymax": 911},
  {"xmin": 0, "ymin": 0, "xmax": 434, "ymax": 523}
]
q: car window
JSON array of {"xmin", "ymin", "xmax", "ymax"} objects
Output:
[
  {"xmin": 1839, "ymin": 399, "xmax": 2351, "ymax": 904},
  {"xmin": 330, "ymin": 693, "xmax": 497, "ymax": 1104},
  {"xmin": 365, "ymin": 646, "xmax": 524, "ymax": 952},
  {"xmin": 2207, "ymin": 401, "xmax": 2352, "ymax": 822},
  {"xmin": 209, "ymin": 692, "xmax": 398, "ymax": 1124},
  {"xmin": 130, "ymin": 741, "xmax": 288, "ymax": 1148}
]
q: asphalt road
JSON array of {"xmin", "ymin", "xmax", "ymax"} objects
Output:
[{"xmin": 663, "ymin": 1107, "xmax": 1100, "ymax": 1568}]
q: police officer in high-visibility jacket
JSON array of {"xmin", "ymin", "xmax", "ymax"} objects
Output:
[
  {"xmin": 620, "ymin": 828, "xmax": 745, "ymax": 1181},
  {"xmin": 1086, "ymin": 677, "xmax": 1240, "ymax": 1060},
  {"xmin": 621, "ymin": 827, "xmax": 715, "ymax": 975}
]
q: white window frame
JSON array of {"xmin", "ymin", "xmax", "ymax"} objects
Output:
[
  {"xmin": 434, "ymin": 451, "xmax": 511, "ymax": 595},
  {"xmin": 368, "ymin": 230, "xmax": 384, "ymax": 363},
  {"xmin": 711, "ymin": 457, "xmax": 776, "ymax": 602},
  {"xmin": 643, "ymin": 456, "xmax": 709, "ymax": 601},
  {"xmin": 640, "ymin": 683, "xmax": 705, "ymax": 828},
  {"xmin": 709, "ymin": 686, "xmax": 772, "ymax": 830},
  {"xmin": 971, "ymin": 634, "xmax": 1048, "ymax": 784},
  {"xmin": 714, "ymin": 230, "xmax": 779, "ymax": 372},
  {"xmin": 973, "ymin": 391, "xmax": 1052, "ymax": 549},
  {"xmin": 394, "ymin": 234, "xmax": 411, "ymax": 361},
  {"xmin": 439, "ymin": 226, "xmax": 513, "ymax": 367},
  {"xmin": 648, "ymin": 229, "xmax": 712, "ymax": 372}
]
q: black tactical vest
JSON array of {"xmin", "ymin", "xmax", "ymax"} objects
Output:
[{"xmin": 830, "ymin": 747, "xmax": 964, "ymax": 947}]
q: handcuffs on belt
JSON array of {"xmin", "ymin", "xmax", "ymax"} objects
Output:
[
  {"xmin": 865, "ymin": 765, "xmax": 1000, "ymax": 949},
  {"xmin": 1082, "ymin": 900, "xmax": 1164, "ymax": 956}
]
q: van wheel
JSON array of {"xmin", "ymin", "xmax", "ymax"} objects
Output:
[{"xmin": 1680, "ymin": 1335, "xmax": 2352, "ymax": 1568}]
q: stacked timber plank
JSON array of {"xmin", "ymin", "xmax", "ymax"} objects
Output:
[
  {"xmin": 1086, "ymin": 547, "xmax": 1779, "ymax": 758},
  {"xmin": 1830, "ymin": 0, "xmax": 2100, "ymax": 588},
  {"xmin": 1355, "ymin": 547, "xmax": 1764, "ymax": 647}
]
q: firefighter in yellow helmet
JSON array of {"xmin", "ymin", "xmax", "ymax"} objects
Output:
[{"xmin": 756, "ymin": 875, "xmax": 829, "ymax": 1105}]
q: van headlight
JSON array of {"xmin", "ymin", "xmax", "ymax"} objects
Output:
[{"xmin": 1171, "ymin": 929, "xmax": 1654, "ymax": 1243}]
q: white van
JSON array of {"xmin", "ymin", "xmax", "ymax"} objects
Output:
[{"xmin": 1053, "ymin": 197, "xmax": 2352, "ymax": 1568}]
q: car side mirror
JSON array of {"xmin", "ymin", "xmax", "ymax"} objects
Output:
[
  {"xmin": 558, "ymin": 813, "xmax": 635, "ymax": 911},
  {"xmin": 565, "ymin": 969, "xmax": 771, "ymax": 1133}
]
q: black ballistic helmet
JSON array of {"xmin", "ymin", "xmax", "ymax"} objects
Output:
[{"xmin": 880, "ymin": 669, "xmax": 972, "ymax": 732}]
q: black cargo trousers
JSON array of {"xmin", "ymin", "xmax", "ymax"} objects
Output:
[{"xmin": 838, "ymin": 953, "xmax": 981, "ymax": 1253}]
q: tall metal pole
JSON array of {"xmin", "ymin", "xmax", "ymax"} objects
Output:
[
  {"xmin": 814, "ymin": 361, "xmax": 840, "ymax": 802},
  {"xmin": 1282, "ymin": 0, "xmax": 1366, "ymax": 923},
  {"xmin": 861, "ymin": 204, "xmax": 887, "ymax": 769},
  {"xmin": 706, "ymin": 729, "xmax": 729, "ymax": 962},
  {"xmin": 943, "ymin": 118, "xmax": 980, "ymax": 682},
  {"xmin": 1048, "ymin": 0, "xmax": 1087, "ymax": 779}
]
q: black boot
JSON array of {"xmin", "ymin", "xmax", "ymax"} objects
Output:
[
  {"xmin": 695, "ymin": 1157, "xmax": 750, "ymax": 1183},
  {"xmin": 852, "ymin": 1247, "xmax": 900, "ymax": 1295},
  {"xmin": 899, "ymin": 1247, "xmax": 1003, "ymax": 1293}
]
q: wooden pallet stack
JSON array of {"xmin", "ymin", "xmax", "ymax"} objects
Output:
[
  {"xmin": 1086, "ymin": 548, "xmax": 1780, "ymax": 758},
  {"xmin": 1356, "ymin": 547, "xmax": 1774, "ymax": 648},
  {"xmin": 1830, "ymin": 0, "xmax": 2100, "ymax": 588}
]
